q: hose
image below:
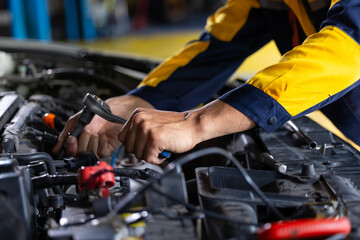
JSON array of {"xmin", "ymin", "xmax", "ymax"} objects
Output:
[
  {"xmin": 11, "ymin": 152, "xmax": 56, "ymax": 174},
  {"xmin": 113, "ymin": 167, "xmax": 162, "ymax": 181},
  {"xmin": 6, "ymin": 152, "xmax": 78, "ymax": 201},
  {"xmin": 32, "ymin": 174, "xmax": 78, "ymax": 189}
]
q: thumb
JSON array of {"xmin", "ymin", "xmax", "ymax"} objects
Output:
[
  {"xmin": 52, "ymin": 132, "xmax": 68, "ymax": 155},
  {"xmin": 52, "ymin": 112, "xmax": 81, "ymax": 155}
]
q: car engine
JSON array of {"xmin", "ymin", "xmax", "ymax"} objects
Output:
[{"xmin": 0, "ymin": 39, "xmax": 360, "ymax": 240}]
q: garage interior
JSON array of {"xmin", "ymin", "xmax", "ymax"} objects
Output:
[{"xmin": 0, "ymin": 1, "xmax": 359, "ymax": 240}]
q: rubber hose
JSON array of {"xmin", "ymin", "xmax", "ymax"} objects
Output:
[
  {"xmin": 32, "ymin": 174, "xmax": 78, "ymax": 189},
  {"xmin": 113, "ymin": 167, "xmax": 162, "ymax": 180},
  {"xmin": 11, "ymin": 152, "xmax": 77, "ymax": 201}
]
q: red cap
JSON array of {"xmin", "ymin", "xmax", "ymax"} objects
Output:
[{"xmin": 42, "ymin": 113, "xmax": 56, "ymax": 128}]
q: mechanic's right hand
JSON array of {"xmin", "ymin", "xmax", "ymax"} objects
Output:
[{"xmin": 52, "ymin": 95, "xmax": 154, "ymax": 158}]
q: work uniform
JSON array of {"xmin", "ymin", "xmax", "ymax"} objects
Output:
[{"xmin": 129, "ymin": 0, "xmax": 360, "ymax": 145}]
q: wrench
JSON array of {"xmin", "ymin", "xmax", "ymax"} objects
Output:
[
  {"xmin": 64, "ymin": 93, "xmax": 171, "ymax": 159},
  {"xmin": 284, "ymin": 120, "xmax": 317, "ymax": 149}
]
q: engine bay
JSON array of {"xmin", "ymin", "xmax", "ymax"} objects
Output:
[{"xmin": 0, "ymin": 39, "xmax": 360, "ymax": 240}]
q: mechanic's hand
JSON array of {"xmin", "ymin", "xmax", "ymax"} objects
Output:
[
  {"xmin": 118, "ymin": 100, "xmax": 256, "ymax": 164},
  {"xmin": 52, "ymin": 113, "xmax": 121, "ymax": 157},
  {"xmin": 52, "ymin": 95, "xmax": 154, "ymax": 158}
]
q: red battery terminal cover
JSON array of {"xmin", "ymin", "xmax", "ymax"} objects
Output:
[
  {"xmin": 78, "ymin": 161, "xmax": 115, "ymax": 197},
  {"xmin": 257, "ymin": 217, "xmax": 351, "ymax": 240}
]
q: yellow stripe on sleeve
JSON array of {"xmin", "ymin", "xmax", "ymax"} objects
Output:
[
  {"xmin": 248, "ymin": 26, "xmax": 360, "ymax": 117},
  {"xmin": 205, "ymin": 0, "xmax": 260, "ymax": 42},
  {"xmin": 139, "ymin": 0, "xmax": 261, "ymax": 88},
  {"xmin": 330, "ymin": 0, "xmax": 341, "ymax": 8},
  {"xmin": 138, "ymin": 41, "xmax": 210, "ymax": 88}
]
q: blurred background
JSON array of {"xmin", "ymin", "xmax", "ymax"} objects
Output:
[{"xmin": 0, "ymin": 0, "xmax": 281, "ymax": 79}]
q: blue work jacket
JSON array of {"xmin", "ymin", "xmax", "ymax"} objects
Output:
[{"xmin": 129, "ymin": 0, "xmax": 360, "ymax": 146}]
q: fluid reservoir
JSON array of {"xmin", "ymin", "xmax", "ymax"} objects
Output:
[{"xmin": 0, "ymin": 52, "xmax": 15, "ymax": 76}]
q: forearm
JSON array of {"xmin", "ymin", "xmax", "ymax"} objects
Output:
[{"xmin": 186, "ymin": 99, "xmax": 256, "ymax": 145}]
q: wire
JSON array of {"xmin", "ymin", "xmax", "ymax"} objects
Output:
[
  {"xmin": 72, "ymin": 167, "xmax": 251, "ymax": 225},
  {"xmin": 111, "ymin": 147, "xmax": 120, "ymax": 167},
  {"xmin": 131, "ymin": 178, "xmax": 260, "ymax": 227},
  {"xmin": 94, "ymin": 147, "xmax": 286, "ymax": 227},
  {"xmin": 164, "ymin": 148, "xmax": 286, "ymax": 219}
]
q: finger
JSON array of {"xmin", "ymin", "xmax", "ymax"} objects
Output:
[
  {"xmin": 118, "ymin": 118, "xmax": 131, "ymax": 144},
  {"xmin": 123, "ymin": 111, "xmax": 147, "ymax": 154},
  {"xmin": 143, "ymin": 141, "xmax": 164, "ymax": 165},
  {"xmin": 52, "ymin": 138, "xmax": 63, "ymax": 155},
  {"xmin": 132, "ymin": 113, "xmax": 153, "ymax": 159},
  {"xmin": 65, "ymin": 136, "xmax": 78, "ymax": 157},
  {"xmin": 134, "ymin": 125, "xmax": 149, "ymax": 160},
  {"xmin": 98, "ymin": 135, "xmax": 110, "ymax": 157},
  {"xmin": 52, "ymin": 113, "xmax": 80, "ymax": 154},
  {"xmin": 123, "ymin": 120, "xmax": 137, "ymax": 153},
  {"xmin": 87, "ymin": 134, "xmax": 99, "ymax": 154},
  {"xmin": 78, "ymin": 129, "xmax": 92, "ymax": 153},
  {"xmin": 143, "ymin": 149, "xmax": 165, "ymax": 164},
  {"xmin": 52, "ymin": 128, "xmax": 73, "ymax": 154},
  {"xmin": 118, "ymin": 108, "xmax": 146, "ymax": 143}
]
